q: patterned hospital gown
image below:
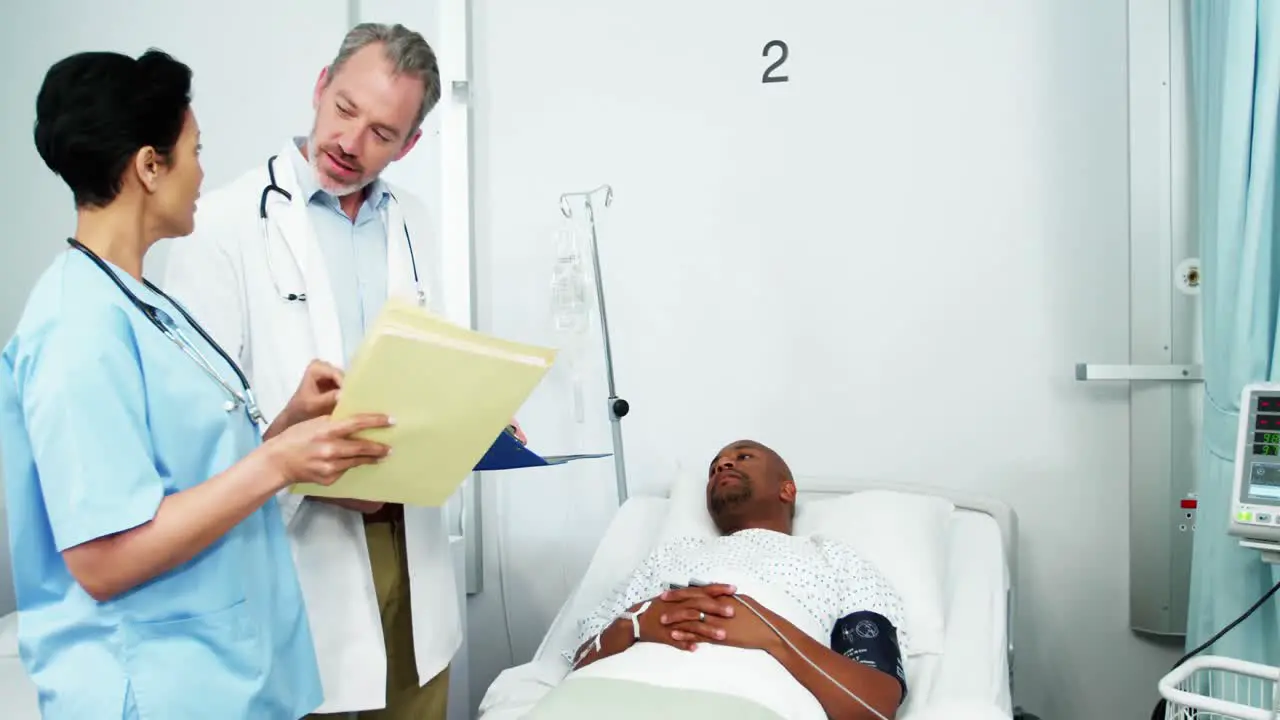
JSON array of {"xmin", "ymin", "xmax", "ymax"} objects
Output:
[{"xmin": 566, "ymin": 529, "xmax": 910, "ymax": 662}]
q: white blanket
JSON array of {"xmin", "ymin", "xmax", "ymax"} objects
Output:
[
  {"xmin": 525, "ymin": 676, "xmax": 787, "ymax": 720},
  {"xmin": 574, "ymin": 644, "xmax": 824, "ymax": 720}
]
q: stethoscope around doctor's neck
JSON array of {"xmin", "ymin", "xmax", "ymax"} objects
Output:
[
  {"xmin": 67, "ymin": 238, "xmax": 265, "ymax": 426},
  {"xmin": 259, "ymin": 154, "xmax": 425, "ymax": 306}
]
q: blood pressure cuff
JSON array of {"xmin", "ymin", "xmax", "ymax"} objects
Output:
[{"xmin": 830, "ymin": 610, "xmax": 908, "ymax": 703}]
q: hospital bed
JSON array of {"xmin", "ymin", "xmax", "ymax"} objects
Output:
[{"xmin": 478, "ymin": 478, "xmax": 1019, "ymax": 720}]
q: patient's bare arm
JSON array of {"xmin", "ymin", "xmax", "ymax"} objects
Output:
[
  {"xmin": 569, "ymin": 606, "xmax": 640, "ymax": 670},
  {"xmin": 570, "ymin": 584, "xmax": 738, "ymax": 670}
]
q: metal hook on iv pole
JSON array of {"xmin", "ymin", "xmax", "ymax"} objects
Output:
[
  {"xmin": 558, "ymin": 184, "xmax": 613, "ymax": 219},
  {"xmin": 557, "ymin": 184, "xmax": 629, "ymax": 505}
]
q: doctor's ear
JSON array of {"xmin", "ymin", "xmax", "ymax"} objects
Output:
[
  {"xmin": 395, "ymin": 128, "xmax": 423, "ymax": 161},
  {"xmin": 132, "ymin": 146, "xmax": 163, "ymax": 192},
  {"xmin": 313, "ymin": 67, "xmax": 332, "ymax": 108}
]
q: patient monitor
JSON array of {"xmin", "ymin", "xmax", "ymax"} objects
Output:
[{"xmin": 1229, "ymin": 383, "xmax": 1280, "ymax": 564}]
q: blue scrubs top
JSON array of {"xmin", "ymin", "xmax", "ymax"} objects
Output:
[{"xmin": 0, "ymin": 250, "xmax": 323, "ymax": 719}]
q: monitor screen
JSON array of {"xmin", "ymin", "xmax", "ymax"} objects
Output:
[{"xmin": 1243, "ymin": 462, "xmax": 1280, "ymax": 506}]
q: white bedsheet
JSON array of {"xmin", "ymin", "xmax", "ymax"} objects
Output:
[{"xmin": 479, "ymin": 495, "xmax": 1013, "ymax": 720}]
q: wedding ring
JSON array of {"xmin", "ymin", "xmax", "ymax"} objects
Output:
[{"xmin": 699, "ymin": 611, "xmax": 706, "ymax": 622}]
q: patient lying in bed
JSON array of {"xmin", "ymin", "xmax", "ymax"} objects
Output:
[{"xmin": 530, "ymin": 440, "xmax": 909, "ymax": 720}]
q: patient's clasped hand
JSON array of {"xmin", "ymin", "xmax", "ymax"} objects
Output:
[{"xmin": 545, "ymin": 440, "xmax": 909, "ymax": 720}]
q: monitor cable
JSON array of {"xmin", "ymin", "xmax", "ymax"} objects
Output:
[{"xmin": 733, "ymin": 593, "xmax": 892, "ymax": 720}]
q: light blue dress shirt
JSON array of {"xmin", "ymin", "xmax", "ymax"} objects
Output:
[
  {"xmin": 0, "ymin": 250, "xmax": 323, "ymax": 718},
  {"xmin": 288, "ymin": 140, "xmax": 390, "ymax": 365}
]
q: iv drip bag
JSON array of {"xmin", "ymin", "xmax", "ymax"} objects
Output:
[{"xmin": 550, "ymin": 223, "xmax": 590, "ymax": 423}]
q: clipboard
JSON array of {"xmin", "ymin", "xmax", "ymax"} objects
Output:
[{"xmin": 475, "ymin": 430, "xmax": 611, "ymax": 471}]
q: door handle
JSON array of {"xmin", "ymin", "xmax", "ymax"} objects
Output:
[{"xmin": 1075, "ymin": 364, "xmax": 1204, "ymax": 381}]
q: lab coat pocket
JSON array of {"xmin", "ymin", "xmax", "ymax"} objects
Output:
[{"xmin": 121, "ymin": 599, "xmax": 265, "ymax": 720}]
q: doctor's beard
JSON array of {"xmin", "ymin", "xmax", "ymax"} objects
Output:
[{"xmin": 307, "ymin": 136, "xmax": 375, "ymax": 197}]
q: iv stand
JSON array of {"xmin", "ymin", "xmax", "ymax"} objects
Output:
[{"xmin": 558, "ymin": 184, "xmax": 629, "ymax": 505}]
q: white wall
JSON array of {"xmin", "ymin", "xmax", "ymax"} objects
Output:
[{"xmin": 467, "ymin": 2, "xmax": 1186, "ymax": 719}]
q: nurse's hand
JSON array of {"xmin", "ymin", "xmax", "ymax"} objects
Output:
[
  {"xmin": 265, "ymin": 413, "xmax": 393, "ymax": 487},
  {"xmin": 266, "ymin": 360, "xmax": 345, "ymax": 440}
]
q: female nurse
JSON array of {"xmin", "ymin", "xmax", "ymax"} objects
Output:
[{"xmin": 0, "ymin": 50, "xmax": 392, "ymax": 718}]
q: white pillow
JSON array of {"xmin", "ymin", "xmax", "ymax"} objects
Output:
[
  {"xmin": 655, "ymin": 468, "xmax": 720, "ymax": 542},
  {"xmin": 656, "ymin": 470, "xmax": 951, "ymax": 655},
  {"xmin": 794, "ymin": 490, "xmax": 952, "ymax": 655}
]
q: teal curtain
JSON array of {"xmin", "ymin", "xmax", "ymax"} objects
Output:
[{"xmin": 1187, "ymin": 0, "xmax": 1280, "ymax": 674}]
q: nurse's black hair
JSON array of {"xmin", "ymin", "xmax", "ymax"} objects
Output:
[{"xmin": 33, "ymin": 48, "xmax": 192, "ymax": 208}]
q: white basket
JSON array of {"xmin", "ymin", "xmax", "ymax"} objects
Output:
[{"xmin": 1159, "ymin": 656, "xmax": 1280, "ymax": 720}]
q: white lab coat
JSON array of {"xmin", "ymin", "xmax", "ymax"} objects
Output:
[{"xmin": 161, "ymin": 140, "xmax": 462, "ymax": 713}]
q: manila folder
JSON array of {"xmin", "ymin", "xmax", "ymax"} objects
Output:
[{"xmin": 290, "ymin": 298, "xmax": 557, "ymax": 506}]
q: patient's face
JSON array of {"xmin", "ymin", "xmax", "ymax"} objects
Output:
[
  {"xmin": 706, "ymin": 440, "xmax": 797, "ymax": 533},
  {"xmin": 706, "ymin": 441, "xmax": 770, "ymax": 519}
]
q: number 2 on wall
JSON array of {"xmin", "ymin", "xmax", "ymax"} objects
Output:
[{"xmin": 762, "ymin": 40, "xmax": 789, "ymax": 84}]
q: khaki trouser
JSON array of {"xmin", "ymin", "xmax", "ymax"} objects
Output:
[{"xmin": 309, "ymin": 508, "xmax": 450, "ymax": 720}]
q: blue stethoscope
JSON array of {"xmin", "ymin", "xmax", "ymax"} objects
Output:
[
  {"xmin": 259, "ymin": 154, "xmax": 426, "ymax": 306},
  {"xmin": 68, "ymin": 238, "xmax": 265, "ymax": 425}
]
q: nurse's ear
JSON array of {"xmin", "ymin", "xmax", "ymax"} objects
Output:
[{"xmin": 132, "ymin": 146, "xmax": 163, "ymax": 193}]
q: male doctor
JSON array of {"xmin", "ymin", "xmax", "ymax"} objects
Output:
[{"xmin": 164, "ymin": 23, "xmax": 505, "ymax": 719}]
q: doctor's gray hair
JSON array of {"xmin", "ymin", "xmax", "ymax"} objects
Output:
[{"xmin": 327, "ymin": 23, "xmax": 442, "ymax": 132}]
